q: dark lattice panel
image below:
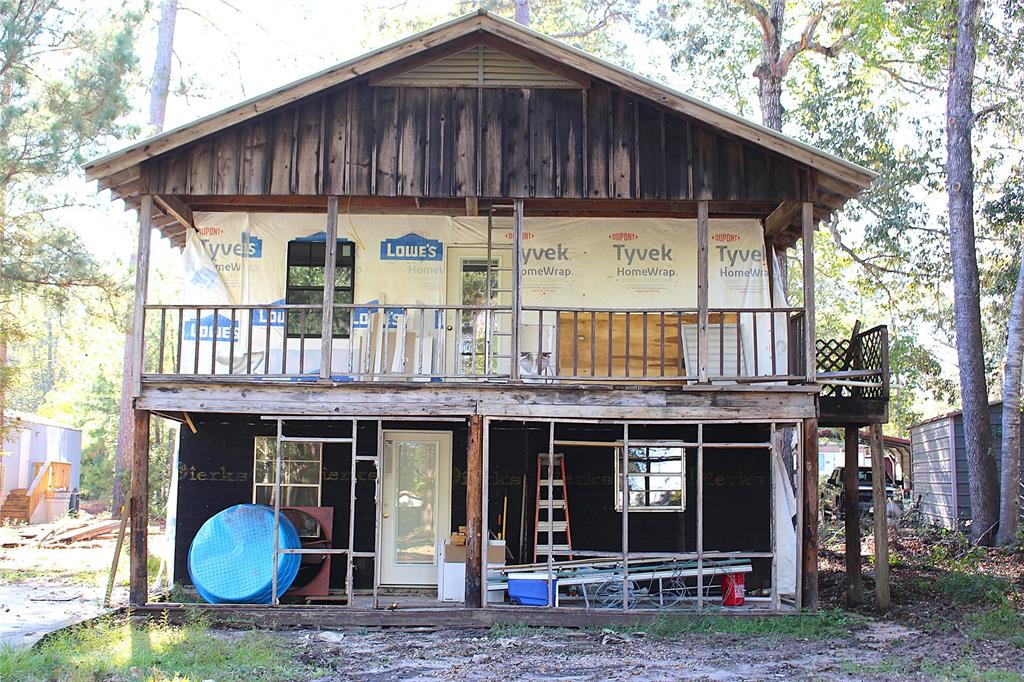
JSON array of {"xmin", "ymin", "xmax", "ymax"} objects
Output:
[
  {"xmin": 815, "ymin": 325, "xmax": 887, "ymax": 400},
  {"xmin": 857, "ymin": 327, "xmax": 886, "ymax": 399}
]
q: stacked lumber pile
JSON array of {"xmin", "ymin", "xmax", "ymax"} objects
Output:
[{"xmin": 0, "ymin": 513, "xmax": 121, "ymax": 548}]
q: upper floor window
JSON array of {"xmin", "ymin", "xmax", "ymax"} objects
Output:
[
  {"xmin": 285, "ymin": 239, "xmax": 354, "ymax": 338},
  {"xmin": 614, "ymin": 445, "xmax": 686, "ymax": 511}
]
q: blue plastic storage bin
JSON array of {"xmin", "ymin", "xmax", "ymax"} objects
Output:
[
  {"xmin": 188, "ymin": 504, "xmax": 301, "ymax": 604},
  {"xmin": 507, "ymin": 573, "xmax": 557, "ymax": 606}
]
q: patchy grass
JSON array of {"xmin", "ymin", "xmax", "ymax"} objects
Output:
[
  {"xmin": 936, "ymin": 571, "xmax": 1011, "ymax": 606},
  {"xmin": 0, "ymin": 615, "xmax": 323, "ymax": 682},
  {"xmin": 965, "ymin": 601, "xmax": 1024, "ymax": 648},
  {"xmin": 631, "ymin": 608, "xmax": 863, "ymax": 640},
  {"xmin": 921, "ymin": 661, "xmax": 1024, "ymax": 681},
  {"xmin": 489, "ymin": 608, "xmax": 862, "ymax": 641}
]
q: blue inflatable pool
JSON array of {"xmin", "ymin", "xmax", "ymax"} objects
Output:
[{"xmin": 188, "ymin": 504, "xmax": 301, "ymax": 604}]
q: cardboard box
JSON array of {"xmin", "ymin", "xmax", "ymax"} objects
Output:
[{"xmin": 443, "ymin": 539, "xmax": 505, "ymax": 564}]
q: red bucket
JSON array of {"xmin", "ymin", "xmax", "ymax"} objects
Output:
[{"xmin": 721, "ymin": 572, "xmax": 745, "ymax": 606}]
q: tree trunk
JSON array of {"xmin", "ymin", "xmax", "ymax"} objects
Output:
[
  {"xmin": 997, "ymin": 238, "xmax": 1024, "ymax": 544},
  {"xmin": 946, "ymin": 0, "xmax": 1000, "ymax": 545},
  {"xmin": 114, "ymin": 0, "xmax": 178, "ymax": 518},
  {"xmin": 149, "ymin": 0, "xmax": 178, "ymax": 132},
  {"xmin": 514, "ymin": 0, "xmax": 530, "ymax": 26}
]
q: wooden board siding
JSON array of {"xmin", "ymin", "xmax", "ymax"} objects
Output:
[
  {"xmin": 143, "ymin": 83, "xmax": 809, "ymax": 203},
  {"xmin": 910, "ymin": 418, "xmax": 957, "ymax": 529}
]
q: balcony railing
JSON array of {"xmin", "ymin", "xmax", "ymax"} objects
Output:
[
  {"xmin": 142, "ymin": 302, "xmax": 811, "ymax": 385},
  {"xmin": 816, "ymin": 323, "xmax": 890, "ymax": 400}
]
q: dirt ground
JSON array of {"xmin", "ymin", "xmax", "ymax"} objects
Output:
[
  {"xmin": 2, "ymin": 517, "xmax": 1023, "ymax": 680},
  {"xmin": 279, "ymin": 619, "xmax": 1021, "ymax": 681},
  {"xmin": 0, "ymin": 519, "xmax": 166, "ymax": 648}
]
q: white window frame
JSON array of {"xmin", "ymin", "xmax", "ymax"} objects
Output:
[
  {"xmin": 614, "ymin": 445, "xmax": 686, "ymax": 512},
  {"xmin": 252, "ymin": 436, "xmax": 323, "ymax": 509}
]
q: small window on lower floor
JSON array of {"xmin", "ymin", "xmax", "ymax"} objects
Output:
[
  {"xmin": 253, "ymin": 436, "xmax": 323, "ymax": 508},
  {"xmin": 614, "ymin": 445, "xmax": 686, "ymax": 511}
]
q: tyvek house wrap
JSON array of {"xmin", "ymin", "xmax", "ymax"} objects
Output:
[{"xmin": 175, "ymin": 211, "xmax": 799, "ymax": 597}]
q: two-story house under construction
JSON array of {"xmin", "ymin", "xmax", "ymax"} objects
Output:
[{"xmin": 85, "ymin": 12, "xmax": 888, "ymax": 625}]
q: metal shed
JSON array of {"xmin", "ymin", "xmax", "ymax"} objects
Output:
[{"xmin": 910, "ymin": 402, "xmax": 1023, "ymax": 530}]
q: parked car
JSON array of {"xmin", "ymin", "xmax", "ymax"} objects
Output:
[{"xmin": 822, "ymin": 466, "xmax": 899, "ymax": 519}]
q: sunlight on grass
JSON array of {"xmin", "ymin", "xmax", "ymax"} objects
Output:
[{"xmin": 0, "ymin": 615, "xmax": 322, "ymax": 682}]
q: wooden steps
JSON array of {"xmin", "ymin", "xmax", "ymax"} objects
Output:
[{"xmin": 1, "ymin": 488, "xmax": 30, "ymax": 524}]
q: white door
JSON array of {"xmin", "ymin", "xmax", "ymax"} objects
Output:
[
  {"xmin": 445, "ymin": 247, "xmax": 512, "ymax": 377},
  {"xmin": 380, "ymin": 431, "xmax": 453, "ymax": 586}
]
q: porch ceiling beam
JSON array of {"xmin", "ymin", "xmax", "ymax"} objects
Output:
[
  {"xmin": 763, "ymin": 201, "xmax": 802, "ymax": 240},
  {"xmin": 154, "ymin": 194, "xmax": 196, "ymax": 232}
]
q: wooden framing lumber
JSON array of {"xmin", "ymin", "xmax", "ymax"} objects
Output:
[
  {"xmin": 697, "ymin": 201, "xmax": 709, "ymax": 383},
  {"xmin": 843, "ymin": 426, "xmax": 864, "ymax": 606},
  {"xmin": 129, "ymin": 603, "xmax": 796, "ymax": 628},
  {"xmin": 801, "ymin": 202, "xmax": 816, "ymax": 383},
  {"xmin": 129, "ymin": 409, "xmax": 150, "ymax": 606},
  {"xmin": 153, "ymin": 194, "xmax": 195, "ymax": 232},
  {"xmin": 801, "ymin": 417, "xmax": 818, "ymax": 611},
  {"xmin": 131, "ymin": 196, "xmax": 154, "ymax": 397},
  {"xmin": 763, "ymin": 201, "xmax": 801, "ymax": 240},
  {"xmin": 320, "ymin": 197, "xmax": 339, "ymax": 379},
  {"xmin": 869, "ymin": 422, "xmax": 891, "ymax": 611},
  {"xmin": 465, "ymin": 414, "xmax": 483, "ymax": 607}
]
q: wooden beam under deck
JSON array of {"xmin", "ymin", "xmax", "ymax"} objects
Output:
[
  {"xmin": 130, "ymin": 603, "xmax": 796, "ymax": 628},
  {"xmin": 136, "ymin": 380, "xmax": 819, "ymax": 421}
]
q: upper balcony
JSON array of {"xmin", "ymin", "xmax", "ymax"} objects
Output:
[{"xmin": 136, "ymin": 205, "xmax": 889, "ymax": 427}]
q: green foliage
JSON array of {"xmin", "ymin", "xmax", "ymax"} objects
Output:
[
  {"xmin": 1, "ymin": 0, "xmax": 141, "ymax": 444},
  {"xmin": 935, "ymin": 571, "xmax": 1011, "ymax": 606},
  {"xmin": 363, "ymin": 0, "xmax": 638, "ymax": 60},
  {"xmin": 966, "ymin": 600, "xmax": 1024, "ymax": 647},
  {"xmin": 0, "ymin": 615, "xmax": 323, "ymax": 682},
  {"xmin": 623, "ymin": 608, "xmax": 863, "ymax": 640}
]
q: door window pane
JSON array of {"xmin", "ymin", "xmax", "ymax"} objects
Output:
[{"xmin": 395, "ymin": 441, "xmax": 437, "ymax": 564}]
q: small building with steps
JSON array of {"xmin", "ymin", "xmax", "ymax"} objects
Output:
[{"xmin": 1, "ymin": 412, "xmax": 81, "ymax": 525}]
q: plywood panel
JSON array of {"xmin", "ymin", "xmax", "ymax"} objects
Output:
[
  {"xmin": 503, "ymin": 88, "xmax": 530, "ymax": 197},
  {"xmin": 294, "ymin": 99, "xmax": 324, "ymax": 195},
  {"xmin": 324, "ymin": 89, "xmax": 350, "ymax": 194},
  {"xmin": 452, "ymin": 86, "xmax": 477, "ymax": 195}
]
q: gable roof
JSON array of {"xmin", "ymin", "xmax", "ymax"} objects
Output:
[{"xmin": 84, "ymin": 10, "xmax": 875, "ymax": 192}]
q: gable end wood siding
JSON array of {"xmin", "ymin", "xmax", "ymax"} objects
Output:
[
  {"xmin": 141, "ymin": 83, "xmax": 808, "ymax": 204},
  {"xmin": 377, "ymin": 45, "xmax": 581, "ymax": 89}
]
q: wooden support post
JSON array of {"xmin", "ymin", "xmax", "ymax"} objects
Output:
[
  {"xmin": 129, "ymin": 409, "xmax": 150, "ymax": 606},
  {"xmin": 697, "ymin": 200, "xmax": 709, "ymax": 383},
  {"xmin": 869, "ymin": 422, "xmax": 891, "ymax": 611},
  {"xmin": 801, "ymin": 417, "xmax": 819, "ymax": 611},
  {"xmin": 801, "ymin": 202, "xmax": 816, "ymax": 383},
  {"xmin": 511, "ymin": 199, "xmax": 524, "ymax": 381},
  {"xmin": 465, "ymin": 414, "xmax": 483, "ymax": 607},
  {"xmin": 131, "ymin": 195, "xmax": 153, "ymax": 396},
  {"xmin": 844, "ymin": 426, "xmax": 864, "ymax": 606},
  {"xmin": 320, "ymin": 197, "xmax": 339, "ymax": 380}
]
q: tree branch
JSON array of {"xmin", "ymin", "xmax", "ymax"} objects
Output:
[
  {"xmin": 776, "ymin": 12, "xmax": 823, "ymax": 75},
  {"xmin": 733, "ymin": 0, "xmax": 774, "ymax": 42}
]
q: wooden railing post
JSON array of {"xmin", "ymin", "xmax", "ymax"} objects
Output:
[
  {"xmin": 802, "ymin": 202, "xmax": 816, "ymax": 383},
  {"xmin": 320, "ymin": 197, "xmax": 339, "ymax": 380},
  {"xmin": 697, "ymin": 200, "xmax": 710, "ymax": 383},
  {"xmin": 131, "ymin": 196, "xmax": 153, "ymax": 395}
]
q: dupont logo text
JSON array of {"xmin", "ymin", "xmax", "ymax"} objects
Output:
[
  {"xmin": 712, "ymin": 233, "xmax": 740, "ymax": 243},
  {"xmin": 608, "ymin": 232, "xmax": 638, "ymax": 241}
]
